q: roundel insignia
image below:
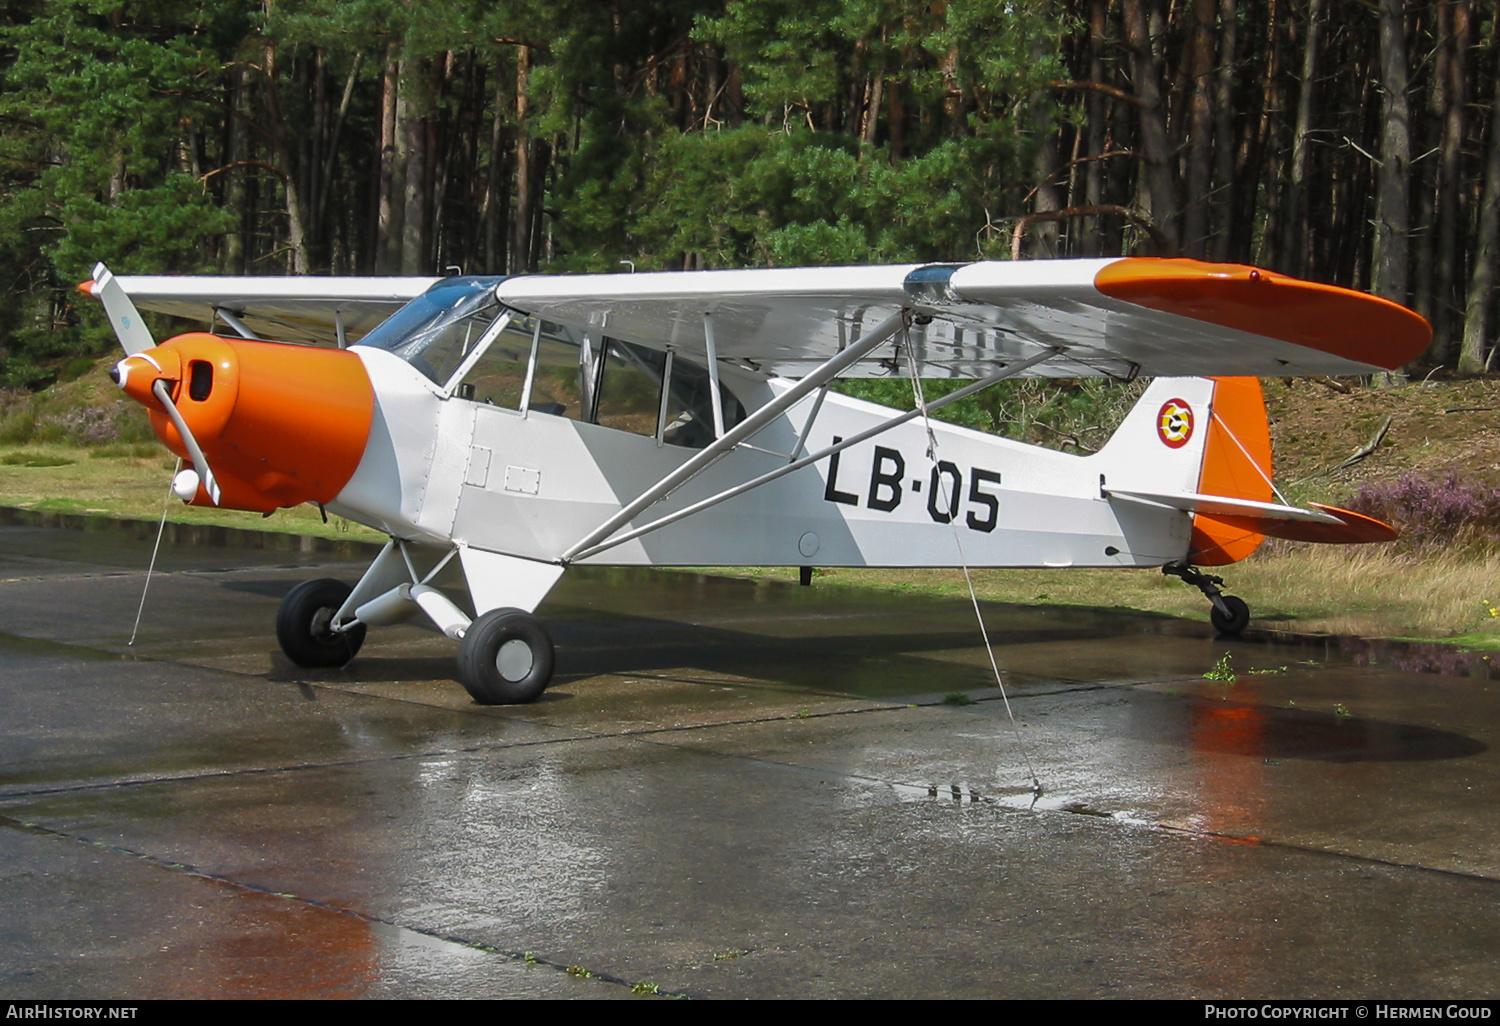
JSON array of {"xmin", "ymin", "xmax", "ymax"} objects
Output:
[{"xmin": 1157, "ymin": 399, "xmax": 1194, "ymax": 448}]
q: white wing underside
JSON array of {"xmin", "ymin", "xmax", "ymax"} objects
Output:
[
  {"xmin": 109, "ymin": 274, "xmax": 439, "ymax": 345},
  {"xmin": 106, "ymin": 258, "xmax": 1425, "ymax": 380}
]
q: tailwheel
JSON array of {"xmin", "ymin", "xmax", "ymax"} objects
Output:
[
  {"xmin": 1162, "ymin": 563, "xmax": 1251, "ymax": 637},
  {"xmin": 457, "ymin": 608, "xmax": 555, "ymax": 704},
  {"xmin": 1209, "ymin": 595, "xmax": 1251, "ymax": 636},
  {"xmin": 276, "ymin": 578, "xmax": 366, "ymax": 667}
]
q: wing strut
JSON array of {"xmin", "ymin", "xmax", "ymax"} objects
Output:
[
  {"xmin": 703, "ymin": 312, "xmax": 726, "ymax": 439},
  {"xmin": 561, "ymin": 308, "xmax": 911, "ymax": 562},
  {"xmin": 215, "ymin": 308, "xmax": 261, "ymax": 340},
  {"xmin": 567, "ymin": 345, "xmax": 1059, "ymax": 562}
]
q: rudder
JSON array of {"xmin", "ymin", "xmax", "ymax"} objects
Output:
[{"xmin": 1189, "ymin": 377, "xmax": 1272, "ymax": 565}]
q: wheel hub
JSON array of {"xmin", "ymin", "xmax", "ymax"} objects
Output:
[
  {"xmin": 309, "ymin": 606, "xmax": 339, "ymax": 644},
  {"xmin": 495, "ymin": 638, "xmax": 534, "ymax": 681}
]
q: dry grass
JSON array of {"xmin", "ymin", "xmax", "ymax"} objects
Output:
[
  {"xmin": 713, "ymin": 542, "xmax": 1500, "ymax": 645},
  {"xmin": 1233, "ymin": 544, "xmax": 1500, "ymax": 643}
]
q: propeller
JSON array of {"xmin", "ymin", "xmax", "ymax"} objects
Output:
[
  {"xmin": 89, "ymin": 262, "xmax": 155, "ymax": 355},
  {"xmin": 89, "ymin": 262, "xmax": 222, "ymax": 506},
  {"xmin": 151, "ymin": 378, "xmax": 221, "ymax": 505}
]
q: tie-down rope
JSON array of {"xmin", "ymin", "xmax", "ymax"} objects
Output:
[{"xmin": 901, "ymin": 333, "xmax": 1043, "ymax": 798}]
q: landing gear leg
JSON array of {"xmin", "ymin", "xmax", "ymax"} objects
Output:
[{"xmin": 1163, "ymin": 563, "xmax": 1251, "ymax": 636}]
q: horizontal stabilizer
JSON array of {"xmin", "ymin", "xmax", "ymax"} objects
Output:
[
  {"xmin": 1107, "ymin": 490, "xmax": 1398, "ymax": 545},
  {"xmin": 1106, "ymin": 489, "xmax": 1344, "ymax": 524},
  {"xmin": 1232, "ymin": 503, "xmax": 1399, "ymax": 545}
]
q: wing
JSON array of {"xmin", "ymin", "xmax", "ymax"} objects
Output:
[
  {"xmin": 96, "ymin": 274, "xmax": 441, "ymax": 345},
  {"xmin": 496, "ymin": 258, "xmax": 1430, "ymax": 379}
]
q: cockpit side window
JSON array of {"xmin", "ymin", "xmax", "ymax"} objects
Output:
[
  {"xmin": 661, "ymin": 357, "xmax": 745, "ymax": 449},
  {"xmin": 595, "ymin": 341, "xmax": 666, "ymax": 436},
  {"xmin": 440, "ymin": 305, "xmax": 746, "ymax": 446},
  {"xmin": 355, "ymin": 277, "xmax": 504, "ymax": 385},
  {"xmin": 453, "ymin": 316, "xmax": 533, "ymax": 409},
  {"xmin": 524, "ymin": 327, "xmax": 589, "ymax": 420}
]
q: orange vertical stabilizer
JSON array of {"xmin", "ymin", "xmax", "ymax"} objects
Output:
[{"xmin": 1189, "ymin": 377, "xmax": 1273, "ymax": 566}]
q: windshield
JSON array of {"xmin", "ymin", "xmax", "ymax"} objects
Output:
[{"xmin": 355, "ymin": 276, "xmax": 505, "ymax": 384}]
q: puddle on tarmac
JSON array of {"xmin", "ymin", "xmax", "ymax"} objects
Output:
[{"xmin": 1125, "ymin": 693, "xmax": 1488, "ymax": 762}]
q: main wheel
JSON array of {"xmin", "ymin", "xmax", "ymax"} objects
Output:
[
  {"xmin": 276, "ymin": 578, "xmax": 366, "ymax": 667},
  {"xmin": 457, "ymin": 608, "xmax": 555, "ymax": 704},
  {"xmin": 1210, "ymin": 595, "xmax": 1251, "ymax": 636}
]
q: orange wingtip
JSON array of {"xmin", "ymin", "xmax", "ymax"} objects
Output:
[
  {"xmin": 77, "ymin": 279, "xmax": 96, "ymax": 296},
  {"xmin": 1095, "ymin": 258, "xmax": 1431, "ymax": 370}
]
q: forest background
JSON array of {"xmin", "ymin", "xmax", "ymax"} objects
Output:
[{"xmin": 0, "ymin": 0, "xmax": 1497, "ymax": 390}]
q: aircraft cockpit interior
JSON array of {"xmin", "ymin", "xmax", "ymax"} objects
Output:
[{"xmin": 355, "ymin": 276, "xmax": 745, "ymax": 449}]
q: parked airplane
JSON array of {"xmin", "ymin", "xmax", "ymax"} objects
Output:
[{"xmin": 84, "ymin": 258, "xmax": 1429, "ymax": 703}]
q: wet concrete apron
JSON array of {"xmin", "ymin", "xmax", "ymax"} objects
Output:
[{"xmin": 0, "ymin": 510, "xmax": 1496, "ymax": 998}]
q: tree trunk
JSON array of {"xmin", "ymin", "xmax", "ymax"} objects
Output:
[
  {"xmin": 1244, "ymin": 0, "xmax": 1282, "ymax": 265},
  {"xmin": 482, "ymin": 70, "xmax": 509, "ymax": 276},
  {"xmin": 1182, "ymin": 0, "xmax": 1217, "ymax": 257},
  {"xmin": 1370, "ymin": 0, "xmax": 1410, "ymax": 308},
  {"xmin": 259, "ymin": 41, "xmax": 309, "ymax": 274},
  {"xmin": 375, "ymin": 44, "xmax": 399, "ymax": 274},
  {"xmin": 512, "ymin": 45, "xmax": 533, "ymax": 274},
  {"xmin": 1123, "ymin": 0, "xmax": 1180, "ymax": 250},
  {"xmin": 314, "ymin": 52, "xmax": 362, "ymax": 254},
  {"xmin": 1279, "ymin": 0, "xmax": 1323, "ymax": 278},
  {"xmin": 1458, "ymin": 34, "xmax": 1500, "ymax": 374},
  {"xmin": 1432, "ymin": 0, "xmax": 1471, "ymax": 364},
  {"xmin": 1080, "ymin": 0, "xmax": 1109, "ymax": 257},
  {"xmin": 399, "ymin": 58, "xmax": 427, "ymax": 275},
  {"xmin": 1027, "ymin": 35, "xmax": 1063, "ymax": 257},
  {"xmin": 1210, "ymin": 0, "xmax": 1238, "ymax": 261},
  {"xmin": 1370, "ymin": 0, "xmax": 1412, "ymax": 382},
  {"xmin": 223, "ymin": 65, "xmax": 249, "ymax": 274}
]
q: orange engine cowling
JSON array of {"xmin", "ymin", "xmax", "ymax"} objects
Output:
[{"xmin": 116, "ymin": 333, "xmax": 374, "ymax": 513}]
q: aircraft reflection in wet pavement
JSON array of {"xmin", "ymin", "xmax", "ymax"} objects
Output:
[{"xmin": 84, "ymin": 258, "xmax": 1428, "ymax": 704}]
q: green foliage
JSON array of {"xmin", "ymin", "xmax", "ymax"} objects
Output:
[
  {"xmin": 0, "ymin": 1, "xmax": 235, "ymax": 385},
  {"xmin": 549, "ymin": 0, "xmax": 1060, "ymax": 271},
  {"xmin": 0, "ymin": 379, "xmax": 154, "ymax": 446},
  {"xmin": 1, "ymin": 450, "xmax": 75, "ymax": 467},
  {"xmin": 618, "ymin": 127, "xmax": 1033, "ymax": 269},
  {"xmin": 834, "ymin": 375, "xmax": 1147, "ymax": 452},
  {"xmin": 0, "ymin": 0, "xmax": 1066, "ymax": 384},
  {"xmin": 701, "ymin": 0, "xmax": 1061, "ymax": 133},
  {"xmin": 1204, "ymin": 653, "xmax": 1236, "ymax": 682}
]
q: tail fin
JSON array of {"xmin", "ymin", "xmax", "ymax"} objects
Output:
[
  {"xmin": 1096, "ymin": 376, "xmax": 1272, "ymax": 565},
  {"xmin": 1100, "ymin": 377, "xmax": 1396, "ymax": 564},
  {"xmin": 1186, "ymin": 377, "xmax": 1273, "ymax": 565}
]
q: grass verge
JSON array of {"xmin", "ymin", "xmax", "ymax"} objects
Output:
[
  {"xmin": 0, "ymin": 443, "xmax": 384, "ymax": 542},
  {"xmin": 685, "ymin": 545, "xmax": 1500, "ymax": 645}
]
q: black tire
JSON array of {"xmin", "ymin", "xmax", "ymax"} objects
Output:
[
  {"xmin": 1210, "ymin": 595, "xmax": 1251, "ymax": 636},
  {"xmin": 457, "ymin": 608, "xmax": 554, "ymax": 704},
  {"xmin": 276, "ymin": 578, "xmax": 366, "ymax": 668}
]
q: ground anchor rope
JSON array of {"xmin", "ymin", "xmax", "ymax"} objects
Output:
[
  {"xmin": 900, "ymin": 328, "xmax": 1044, "ymax": 798},
  {"xmin": 129, "ymin": 457, "xmax": 180, "ymax": 648}
]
